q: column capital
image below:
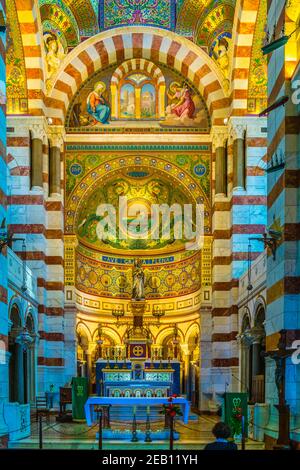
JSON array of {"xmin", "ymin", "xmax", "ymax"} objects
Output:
[
  {"xmin": 210, "ymin": 126, "xmax": 228, "ymax": 151},
  {"xmin": 228, "ymin": 118, "xmax": 247, "ymax": 141},
  {"xmin": 241, "ymin": 326, "xmax": 265, "ymax": 346},
  {"xmin": 48, "ymin": 126, "xmax": 65, "ymax": 149},
  {"xmin": 29, "ymin": 122, "xmax": 46, "ymax": 141}
]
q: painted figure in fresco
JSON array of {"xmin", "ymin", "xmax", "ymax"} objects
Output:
[
  {"xmin": 132, "ymin": 259, "xmax": 145, "ymax": 301},
  {"xmin": 213, "ymin": 37, "xmax": 230, "ymax": 92},
  {"xmin": 87, "ymin": 81, "xmax": 110, "ymax": 125},
  {"xmin": 44, "ymin": 33, "xmax": 65, "ymax": 82},
  {"xmin": 166, "ymin": 82, "xmax": 195, "ymax": 121}
]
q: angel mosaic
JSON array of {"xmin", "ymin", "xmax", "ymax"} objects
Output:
[
  {"xmin": 211, "ymin": 36, "xmax": 230, "ymax": 93},
  {"xmin": 44, "ymin": 32, "xmax": 65, "ymax": 89},
  {"xmin": 161, "ymin": 81, "xmax": 208, "ymax": 128}
]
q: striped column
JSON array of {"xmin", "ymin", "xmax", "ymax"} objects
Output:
[
  {"xmin": 264, "ymin": 0, "xmax": 300, "ymax": 443},
  {"xmin": 211, "ymin": 117, "xmax": 267, "ymax": 391},
  {"xmin": 230, "ymin": 0, "xmax": 260, "ymax": 116},
  {"xmin": 7, "ymin": 117, "xmax": 47, "ymax": 393},
  {"xmin": 15, "ymin": 0, "xmax": 45, "ymax": 116},
  {"xmin": 7, "ymin": 116, "xmax": 67, "ymax": 394},
  {"xmin": 229, "ymin": 118, "xmax": 267, "ymax": 386},
  {"xmin": 0, "ymin": 0, "xmax": 8, "ymax": 445},
  {"xmin": 39, "ymin": 125, "xmax": 65, "ymax": 390},
  {"xmin": 211, "ymin": 126, "xmax": 236, "ymax": 392},
  {"xmin": 229, "ymin": 117, "xmax": 267, "ymax": 277}
]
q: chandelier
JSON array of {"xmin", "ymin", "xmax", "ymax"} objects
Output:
[
  {"xmin": 112, "ymin": 305, "xmax": 125, "ymax": 323},
  {"xmin": 152, "ymin": 305, "xmax": 165, "ymax": 324}
]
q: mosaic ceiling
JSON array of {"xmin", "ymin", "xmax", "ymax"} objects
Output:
[
  {"xmin": 76, "ymin": 172, "xmax": 196, "ymax": 252},
  {"xmin": 39, "ymin": 0, "xmax": 237, "ymax": 52},
  {"xmin": 66, "ymin": 152, "xmax": 211, "ymax": 255}
]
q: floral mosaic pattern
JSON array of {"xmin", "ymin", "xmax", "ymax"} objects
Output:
[
  {"xmin": 6, "ymin": 0, "xmax": 28, "ymax": 114},
  {"xmin": 247, "ymin": 0, "xmax": 268, "ymax": 114},
  {"xmin": 99, "ymin": 0, "xmax": 176, "ymax": 30}
]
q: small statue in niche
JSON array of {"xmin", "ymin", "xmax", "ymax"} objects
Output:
[{"xmin": 132, "ymin": 258, "xmax": 145, "ymax": 301}]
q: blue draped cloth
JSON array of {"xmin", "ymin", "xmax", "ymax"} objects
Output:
[{"xmin": 87, "ymin": 100, "xmax": 110, "ymax": 124}]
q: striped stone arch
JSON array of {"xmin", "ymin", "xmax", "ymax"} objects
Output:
[
  {"xmin": 230, "ymin": 0, "xmax": 263, "ymax": 116},
  {"xmin": 47, "ymin": 26, "xmax": 230, "ymax": 125},
  {"xmin": 111, "ymin": 58, "xmax": 165, "ymax": 85}
]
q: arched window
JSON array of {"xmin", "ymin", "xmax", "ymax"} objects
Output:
[{"xmin": 119, "ymin": 73, "xmax": 157, "ymax": 120}]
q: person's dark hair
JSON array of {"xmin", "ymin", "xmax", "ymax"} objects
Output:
[{"xmin": 212, "ymin": 421, "xmax": 231, "ymax": 439}]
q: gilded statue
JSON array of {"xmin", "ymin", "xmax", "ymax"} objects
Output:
[{"xmin": 132, "ymin": 259, "xmax": 145, "ymax": 301}]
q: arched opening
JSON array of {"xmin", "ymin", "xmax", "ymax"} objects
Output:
[
  {"xmin": 161, "ymin": 333, "xmax": 181, "ymax": 361},
  {"xmin": 25, "ymin": 312, "xmax": 37, "ymax": 405},
  {"xmin": 8, "ymin": 305, "xmax": 36, "ymax": 404},
  {"xmin": 118, "ymin": 73, "xmax": 158, "ymax": 120},
  {"xmin": 240, "ymin": 305, "xmax": 266, "ymax": 403},
  {"xmin": 250, "ymin": 305, "xmax": 266, "ymax": 403},
  {"xmin": 240, "ymin": 311, "xmax": 251, "ymax": 395},
  {"xmin": 9, "ymin": 304, "xmax": 22, "ymax": 403}
]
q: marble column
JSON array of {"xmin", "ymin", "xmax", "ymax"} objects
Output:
[
  {"xmin": 212, "ymin": 128, "xmax": 228, "ymax": 196},
  {"xmin": 30, "ymin": 124, "xmax": 45, "ymax": 190},
  {"xmin": 16, "ymin": 343, "xmax": 24, "ymax": 404},
  {"xmin": 49, "ymin": 146, "xmax": 61, "ymax": 196},
  {"xmin": 231, "ymin": 123, "xmax": 246, "ymax": 191},
  {"xmin": 241, "ymin": 342, "xmax": 250, "ymax": 393},
  {"xmin": 27, "ymin": 342, "xmax": 36, "ymax": 404},
  {"xmin": 48, "ymin": 127, "xmax": 64, "ymax": 197},
  {"xmin": 252, "ymin": 341, "xmax": 262, "ymax": 377},
  {"xmin": 86, "ymin": 351, "xmax": 92, "ymax": 393}
]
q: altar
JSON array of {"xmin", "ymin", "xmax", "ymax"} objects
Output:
[
  {"xmin": 96, "ymin": 360, "xmax": 181, "ymax": 398},
  {"xmin": 85, "ymin": 396, "xmax": 190, "ymax": 425}
]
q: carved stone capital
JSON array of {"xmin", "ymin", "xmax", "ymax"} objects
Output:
[
  {"xmin": 48, "ymin": 126, "xmax": 65, "ymax": 149},
  {"xmin": 229, "ymin": 119, "xmax": 247, "ymax": 141},
  {"xmin": 242, "ymin": 326, "xmax": 265, "ymax": 346},
  {"xmin": 29, "ymin": 122, "xmax": 46, "ymax": 141},
  {"xmin": 211, "ymin": 126, "xmax": 228, "ymax": 151}
]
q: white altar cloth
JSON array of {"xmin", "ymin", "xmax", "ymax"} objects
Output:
[{"xmin": 84, "ymin": 396, "xmax": 191, "ymax": 425}]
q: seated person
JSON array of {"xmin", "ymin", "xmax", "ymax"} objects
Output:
[{"xmin": 204, "ymin": 422, "xmax": 238, "ymax": 451}]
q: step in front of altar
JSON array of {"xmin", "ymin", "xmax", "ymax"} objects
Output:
[
  {"xmin": 97, "ymin": 429, "xmax": 180, "ymax": 441},
  {"xmin": 103, "ymin": 405, "xmax": 199, "ymax": 423}
]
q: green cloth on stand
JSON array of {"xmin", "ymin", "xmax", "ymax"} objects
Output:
[
  {"xmin": 223, "ymin": 392, "xmax": 248, "ymax": 438},
  {"xmin": 72, "ymin": 377, "xmax": 89, "ymax": 420}
]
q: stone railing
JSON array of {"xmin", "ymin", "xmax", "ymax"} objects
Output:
[{"xmin": 8, "ymin": 247, "xmax": 37, "ymax": 300}]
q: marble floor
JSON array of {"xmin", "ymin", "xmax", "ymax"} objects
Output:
[{"xmin": 9, "ymin": 414, "xmax": 265, "ymax": 450}]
